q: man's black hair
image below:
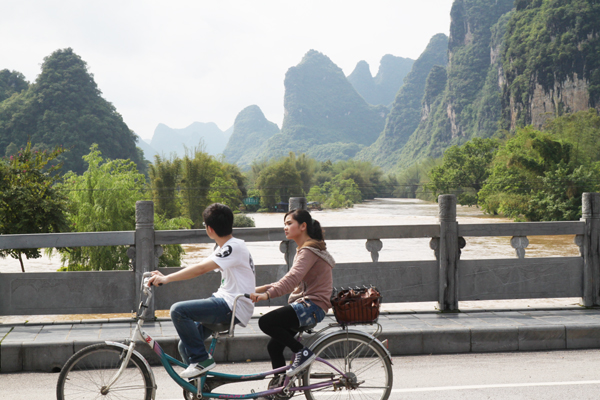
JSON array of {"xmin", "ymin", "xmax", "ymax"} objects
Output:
[{"xmin": 203, "ymin": 203, "xmax": 234, "ymax": 237}]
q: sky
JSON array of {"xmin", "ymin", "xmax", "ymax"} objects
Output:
[{"xmin": 1, "ymin": 0, "xmax": 453, "ymax": 141}]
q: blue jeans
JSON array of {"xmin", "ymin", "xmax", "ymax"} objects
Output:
[
  {"xmin": 170, "ymin": 296, "xmax": 238, "ymax": 364},
  {"xmin": 290, "ymin": 299, "xmax": 326, "ymax": 327}
]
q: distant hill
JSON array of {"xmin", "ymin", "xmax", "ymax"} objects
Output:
[
  {"xmin": 347, "ymin": 55, "xmax": 414, "ymax": 106},
  {"xmin": 259, "ymin": 50, "xmax": 388, "ymax": 162},
  {"xmin": 148, "ymin": 122, "xmax": 232, "ymax": 159},
  {"xmin": 356, "ymin": 33, "xmax": 449, "ymax": 170},
  {"xmin": 136, "ymin": 137, "xmax": 158, "ymax": 161},
  {"xmin": 223, "ymin": 105, "xmax": 280, "ymax": 168},
  {"xmin": 0, "ymin": 48, "xmax": 144, "ymax": 174}
]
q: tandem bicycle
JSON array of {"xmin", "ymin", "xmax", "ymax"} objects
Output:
[{"xmin": 56, "ymin": 272, "xmax": 393, "ymax": 399}]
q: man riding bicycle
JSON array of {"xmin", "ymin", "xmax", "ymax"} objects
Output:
[{"xmin": 149, "ymin": 203, "xmax": 256, "ymax": 378}]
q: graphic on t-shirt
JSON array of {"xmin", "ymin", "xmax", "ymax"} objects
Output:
[
  {"xmin": 249, "ymin": 254, "xmax": 255, "ymax": 274},
  {"xmin": 215, "ymin": 245, "xmax": 233, "ymax": 258}
]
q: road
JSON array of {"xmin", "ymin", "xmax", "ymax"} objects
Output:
[{"xmin": 3, "ymin": 349, "xmax": 600, "ymax": 399}]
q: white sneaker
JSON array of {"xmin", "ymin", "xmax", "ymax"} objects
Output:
[{"xmin": 180, "ymin": 355, "xmax": 216, "ymax": 378}]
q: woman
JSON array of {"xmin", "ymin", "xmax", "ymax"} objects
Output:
[{"xmin": 250, "ymin": 209, "xmax": 335, "ymax": 377}]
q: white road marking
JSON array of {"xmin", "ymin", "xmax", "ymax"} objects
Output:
[
  {"xmin": 392, "ymin": 380, "xmax": 600, "ymax": 393},
  {"xmin": 163, "ymin": 380, "xmax": 600, "ymax": 399}
]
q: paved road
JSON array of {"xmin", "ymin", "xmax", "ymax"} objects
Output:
[{"xmin": 4, "ymin": 350, "xmax": 600, "ymax": 399}]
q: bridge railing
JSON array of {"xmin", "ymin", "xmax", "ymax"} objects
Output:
[{"xmin": 1, "ymin": 194, "xmax": 599, "ymax": 318}]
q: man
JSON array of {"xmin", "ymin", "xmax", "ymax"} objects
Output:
[{"xmin": 149, "ymin": 203, "xmax": 255, "ymax": 378}]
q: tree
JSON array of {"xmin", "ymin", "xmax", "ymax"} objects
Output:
[
  {"xmin": 149, "ymin": 155, "xmax": 182, "ymax": 219},
  {"xmin": 307, "ymin": 177, "xmax": 362, "ymax": 209},
  {"xmin": 180, "ymin": 148, "xmax": 221, "ymax": 228},
  {"xmin": 544, "ymin": 109, "xmax": 600, "ymax": 165},
  {"xmin": 332, "ymin": 159, "xmax": 384, "ymax": 200},
  {"xmin": 256, "ymin": 158, "xmax": 303, "ymax": 209},
  {"xmin": 208, "ymin": 177, "xmax": 243, "ymax": 209},
  {"xmin": 526, "ymin": 163, "xmax": 598, "ymax": 221},
  {"xmin": 426, "ymin": 137, "xmax": 499, "ymax": 206},
  {"xmin": 55, "ymin": 145, "xmax": 191, "ymax": 270},
  {"xmin": 478, "ymin": 127, "xmax": 583, "ymax": 219},
  {"xmin": 0, "ymin": 141, "xmax": 69, "ymax": 272}
]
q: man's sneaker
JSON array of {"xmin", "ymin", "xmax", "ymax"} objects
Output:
[
  {"xmin": 180, "ymin": 355, "xmax": 216, "ymax": 378},
  {"xmin": 285, "ymin": 348, "xmax": 316, "ymax": 377}
]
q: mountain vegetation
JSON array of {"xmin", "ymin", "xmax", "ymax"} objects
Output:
[
  {"xmin": 359, "ymin": 0, "xmax": 600, "ymax": 178},
  {"xmin": 347, "ymin": 54, "xmax": 414, "ymax": 106},
  {"xmin": 258, "ymin": 50, "xmax": 389, "ymax": 163},
  {"xmin": 383, "ymin": 0, "xmax": 513, "ymax": 171},
  {"xmin": 223, "ymin": 105, "xmax": 280, "ymax": 168},
  {"xmin": 0, "ymin": 48, "xmax": 145, "ymax": 175},
  {"xmin": 502, "ymin": 0, "xmax": 600, "ymax": 128},
  {"xmin": 356, "ymin": 33, "xmax": 449, "ymax": 169},
  {"xmin": 0, "ymin": 70, "xmax": 29, "ymax": 103}
]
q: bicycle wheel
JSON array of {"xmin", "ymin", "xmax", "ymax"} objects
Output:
[
  {"xmin": 57, "ymin": 343, "xmax": 153, "ymax": 400},
  {"xmin": 303, "ymin": 332, "xmax": 392, "ymax": 400}
]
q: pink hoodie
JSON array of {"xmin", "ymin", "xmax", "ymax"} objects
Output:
[{"xmin": 266, "ymin": 240, "xmax": 335, "ymax": 312}]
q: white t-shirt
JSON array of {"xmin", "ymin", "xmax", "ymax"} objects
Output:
[{"xmin": 210, "ymin": 237, "xmax": 256, "ymax": 327}]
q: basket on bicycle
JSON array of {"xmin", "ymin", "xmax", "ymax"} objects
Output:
[{"xmin": 331, "ymin": 286, "xmax": 381, "ymax": 325}]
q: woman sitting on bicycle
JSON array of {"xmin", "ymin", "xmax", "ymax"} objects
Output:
[{"xmin": 250, "ymin": 209, "xmax": 335, "ymax": 378}]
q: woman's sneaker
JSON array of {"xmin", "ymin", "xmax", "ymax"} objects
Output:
[
  {"xmin": 180, "ymin": 355, "xmax": 216, "ymax": 378},
  {"xmin": 285, "ymin": 348, "xmax": 316, "ymax": 377}
]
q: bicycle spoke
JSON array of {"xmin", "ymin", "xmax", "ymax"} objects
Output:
[{"xmin": 303, "ymin": 333, "xmax": 392, "ymax": 400}]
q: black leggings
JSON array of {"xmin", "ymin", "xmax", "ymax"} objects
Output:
[{"xmin": 258, "ymin": 305, "xmax": 303, "ymax": 369}]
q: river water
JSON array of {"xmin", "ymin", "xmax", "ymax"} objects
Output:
[{"xmin": 0, "ymin": 199, "xmax": 582, "ymax": 322}]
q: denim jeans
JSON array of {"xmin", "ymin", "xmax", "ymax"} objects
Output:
[
  {"xmin": 290, "ymin": 299, "xmax": 325, "ymax": 327},
  {"xmin": 170, "ymin": 296, "xmax": 238, "ymax": 364}
]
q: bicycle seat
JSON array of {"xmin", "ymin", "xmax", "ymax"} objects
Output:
[{"xmin": 204, "ymin": 323, "xmax": 230, "ymax": 334}]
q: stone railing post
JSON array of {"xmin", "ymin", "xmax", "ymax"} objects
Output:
[
  {"xmin": 289, "ymin": 197, "xmax": 307, "ymax": 211},
  {"xmin": 135, "ymin": 201, "xmax": 156, "ymax": 319},
  {"xmin": 438, "ymin": 195, "xmax": 459, "ymax": 311},
  {"xmin": 582, "ymin": 193, "xmax": 600, "ymax": 306}
]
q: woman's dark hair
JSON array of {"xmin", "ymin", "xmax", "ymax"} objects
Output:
[
  {"xmin": 284, "ymin": 209, "xmax": 324, "ymax": 241},
  {"xmin": 203, "ymin": 203, "xmax": 234, "ymax": 237}
]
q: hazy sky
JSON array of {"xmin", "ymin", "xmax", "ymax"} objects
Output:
[{"xmin": 1, "ymin": 1, "xmax": 453, "ymax": 141}]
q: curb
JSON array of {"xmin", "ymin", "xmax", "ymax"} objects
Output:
[{"xmin": 6, "ymin": 325, "xmax": 600, "ymax": 373}]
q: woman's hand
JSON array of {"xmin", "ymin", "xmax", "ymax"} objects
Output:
[
  {"xmin": 249, "ymin": 293, "xmax": 269, "ymax": 303},
  {"xmin": 254, "ymin": 285, "xmax": 271, "ymax": 294},
  {"xmin": 148, "ymin": 270, "xmax": 168, "ymax": 287}
]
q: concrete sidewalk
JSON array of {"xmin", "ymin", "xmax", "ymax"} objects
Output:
[{"xmin": 4, "ymin": 304, "xmax": 600, "ymax": 373}]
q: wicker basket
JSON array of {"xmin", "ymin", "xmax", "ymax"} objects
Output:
[{"xmin": 331, "ymin": 287, "xmax": 381, "ymax": 325}]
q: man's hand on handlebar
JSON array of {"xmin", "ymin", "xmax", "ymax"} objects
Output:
[{"xmin": 148, "ymin": 270, "xmax": 167, "ymax": 287}]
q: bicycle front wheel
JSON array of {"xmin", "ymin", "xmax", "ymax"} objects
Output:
[
  {"xmin": 303, "ymin": 332, "xmax": 392, "ymax": 400},
  {"xmin": 56, "ymin": 343, "xmax": 153, "ymax": 400}
]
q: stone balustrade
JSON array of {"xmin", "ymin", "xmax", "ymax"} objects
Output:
[{"xmin": 1, "ymin": 193, "xmax": 599, "ymax": 319}]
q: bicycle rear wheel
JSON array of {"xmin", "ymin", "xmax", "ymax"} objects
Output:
[
  {"xmin": 303, "ymin": 332, "xmax": 392, "ymax": 400},
  {"xmin": 56, "ymin": 343, "xmax": 153, "ymax": 400}
]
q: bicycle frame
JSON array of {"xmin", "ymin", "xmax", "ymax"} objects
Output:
[{"xmin": 104, "ymin": 273, "xmax": 372, "ymax": 399}]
